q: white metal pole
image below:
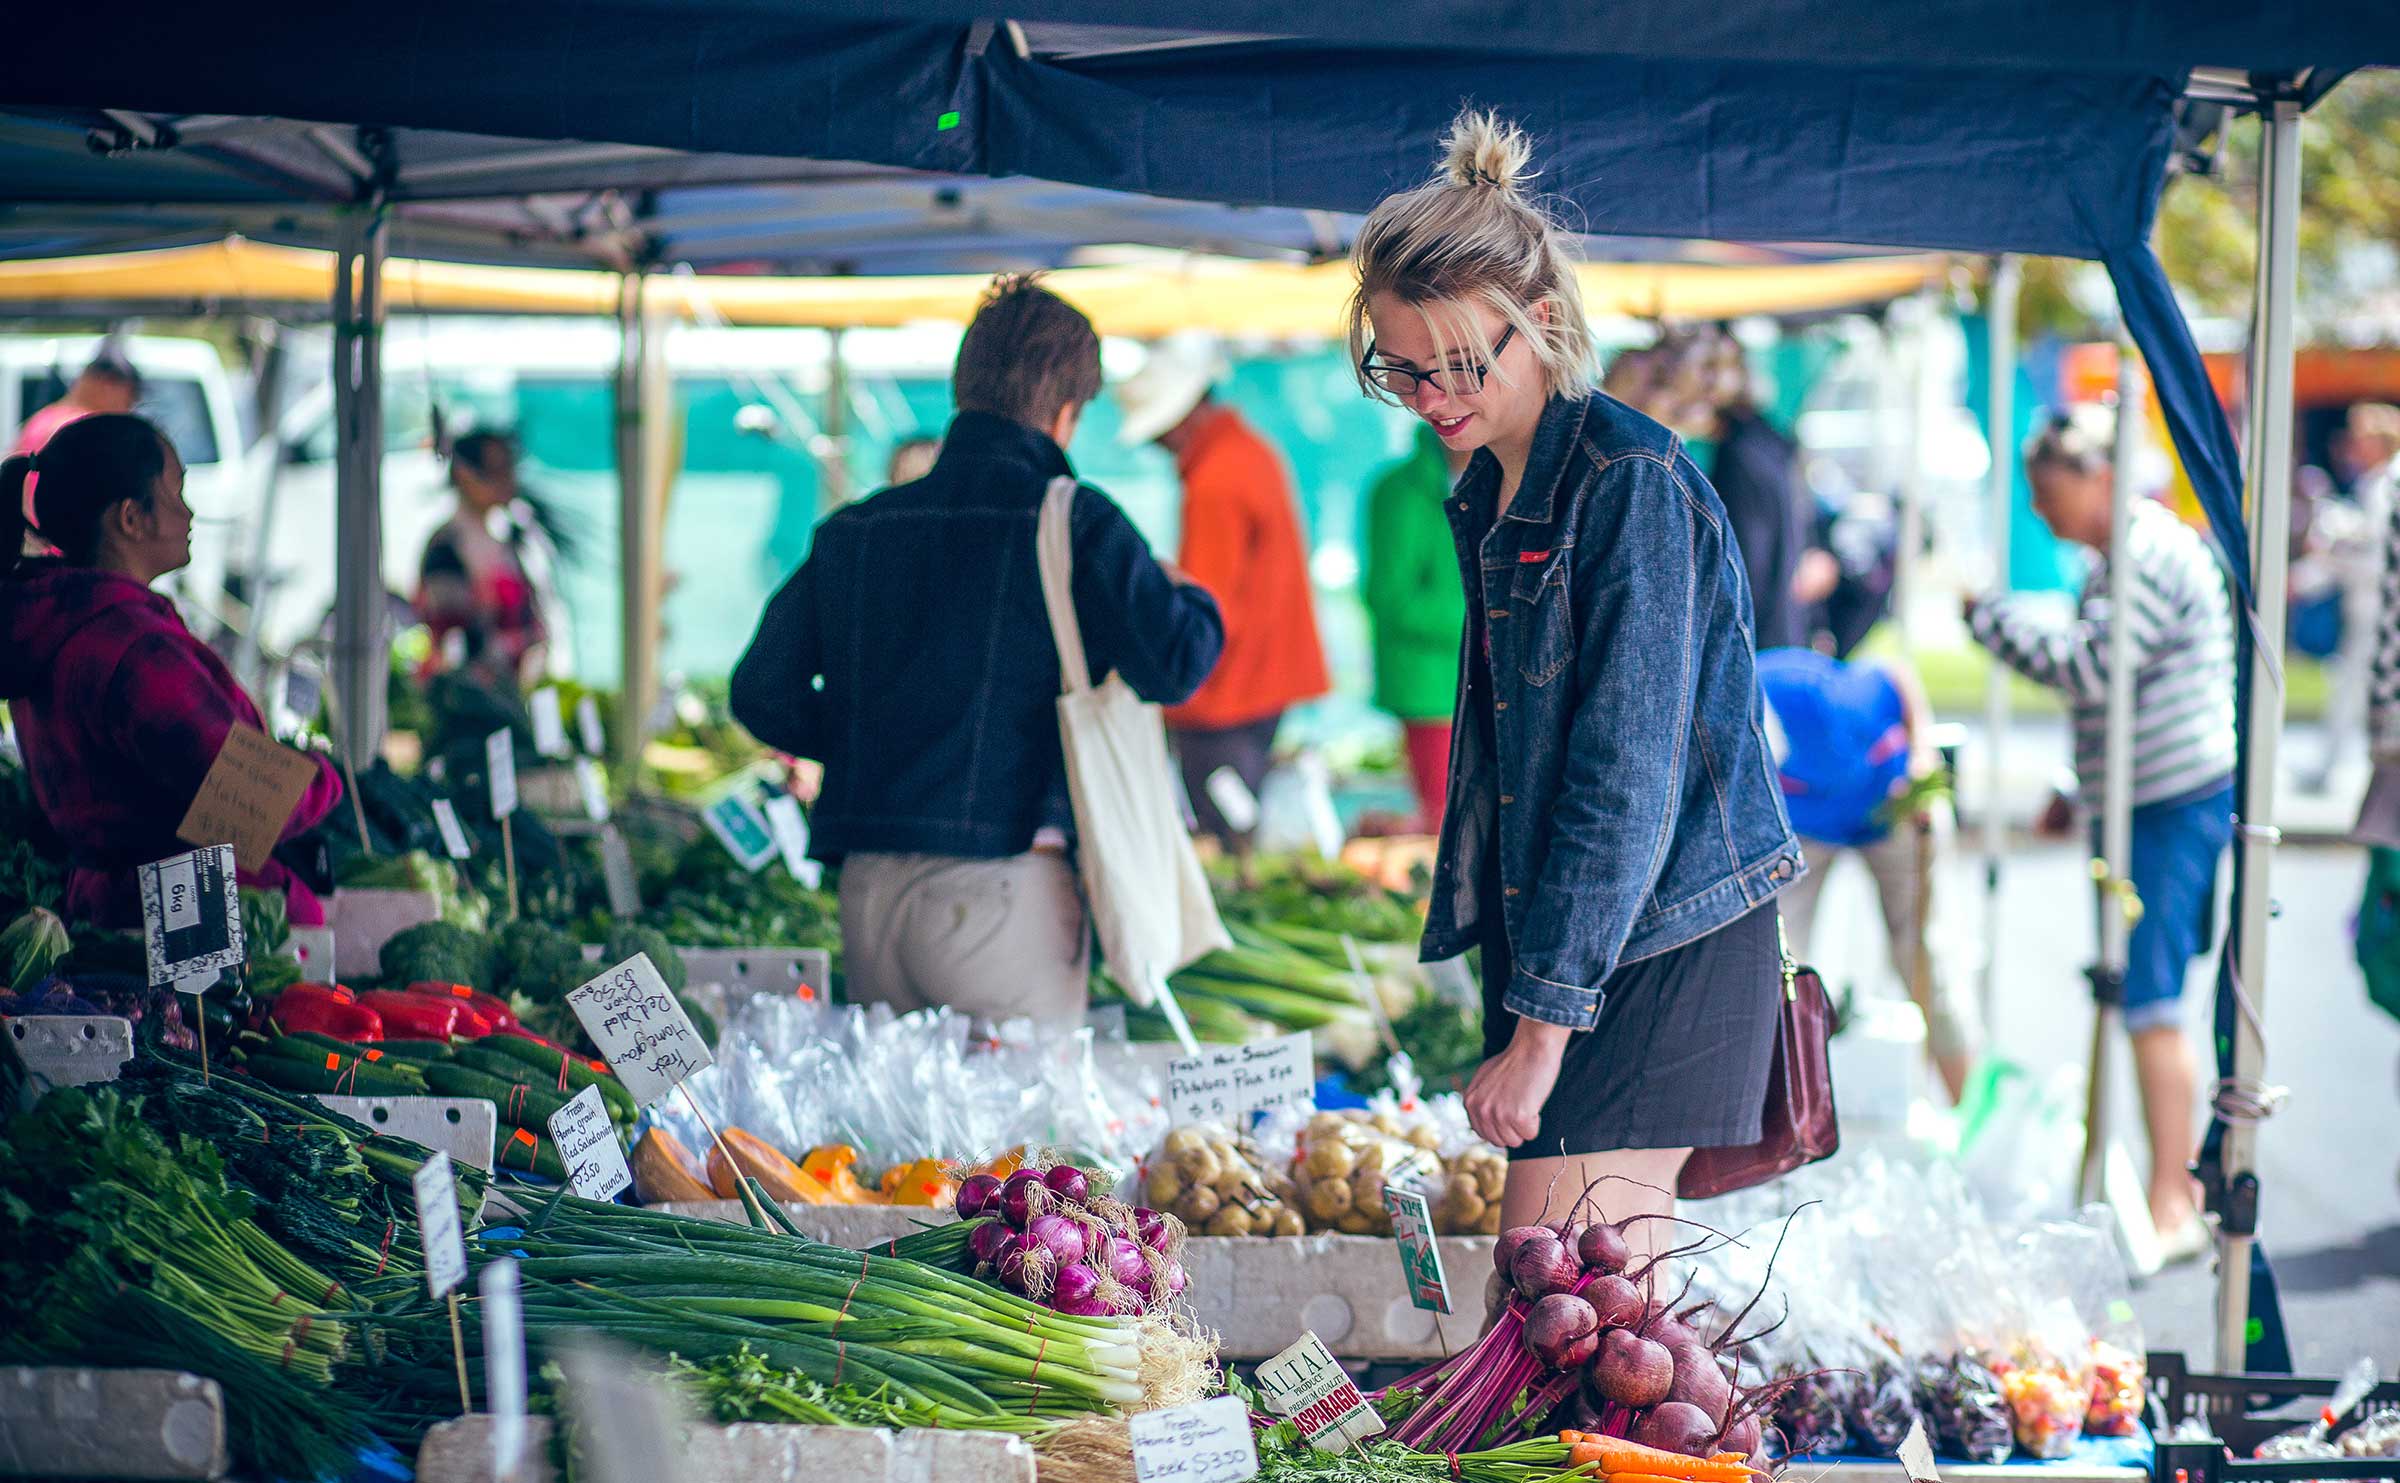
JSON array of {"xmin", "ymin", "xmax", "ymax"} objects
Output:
[
  {"xmin": 2217, "ymin": 97, "xmax": 2300, "ymax": 1370},
  {"xmin": 1980, "ymin": 256, "xmax": 2020, "ymax": 1037},
  {"xmin": 2079, "ymin": 335, "xmax": 2147, "ymax": 1207},
  {"xmin": 823, "ymin": 327, "xmax": 852, "ymax": 510},
  {"xmin": 1891, "ymin": 293, "xmax": 1936, "ymax": 662},
  {"xmin": 331, "ymin": 204, "xmax": 388, "ymax": 772}
]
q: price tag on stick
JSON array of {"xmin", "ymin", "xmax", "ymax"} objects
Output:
[
  {"xmin": 431, "ymin": 798, "xmax": 474, "ymax": 860},
  {"xmin": 414, "ymin": 1150, "xmax": 474, "ymax": 1415},
  {"xmin": 138, "ymin": 845, "xmax": 243, "ymax": 987},
  {"xmin": 481, "ymin": 1258, "xmax": 528, "ymax": 1483},
  {"xmin": 1256, "ymin": 1333, "xmax": 1384, "ymax": 1455},
  {"xmin": 1129, "ymin": 1395, "xmax": 1258, "ymax": 1483},
  {"xmin": 576, "ymin": 695, "xmax": 606, "ymax": 756},
  {"xmin": 414, "ymin": 1151, "xmax": 469, "ymax": 1301},
  {"xmin": 546, "ymin": 1086, "xmax": 633, "ymax": 1202},
  {"xmin": 530, "ymin": 687, "xmax": 570, "ymax": 759},
  {"xmin": 1381, "ymin": 1186, "xmax": 1452, "ymax": 1314},
  {"xmin": 485, "ymin": 730, "xmax": 519, "ymax": 819},
  {"xmin": 566, "ymin": 954, "xmax": 712, "ymax": 1109},
  {"xmin": 176, "ymin": 723, "xmax": 320, "ymax": 874},
  {"xmin": 575, "ymin": 757, "xmax": 610, "ymax": 822},
  {"xmin": 598, "ymin": 826, "xmax": 642, "ymax": 915}
]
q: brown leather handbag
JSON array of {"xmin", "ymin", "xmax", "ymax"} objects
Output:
[{"xmin": 1679, "ymin": 921, "xmax": 1838, "ymax": 1199}]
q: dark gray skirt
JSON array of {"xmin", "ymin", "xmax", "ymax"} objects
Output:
[{"xmin": 1480, "ymin": 901, "xmax": 1783, "ymax": 1158}]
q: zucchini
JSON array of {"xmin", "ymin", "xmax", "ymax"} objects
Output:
[
  {"xmin": 242, "ymin": 1044, "xmax": 429, "ymax": 1096},
  {"xmin": 356, "ymin": 1039, "xmax": 457, "ymax": 1062},
  {"xmin": 493, "ymin": 1126, "xmax": 569, "ymax": 1181},
  {"xmin": 468, "ymin": 1036, "xmax": 638, "ymax": 1122},
  {"xmin": 420, "ymin": 1062, "xmax": 577, "ymax": 1127}
]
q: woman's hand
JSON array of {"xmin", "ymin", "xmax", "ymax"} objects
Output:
[{"xmin": 1465, "ymin": 1017, "xmax": 1571, "ymax": 1148}]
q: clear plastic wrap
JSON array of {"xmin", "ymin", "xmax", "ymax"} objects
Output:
[
  {"xmin": 2036, "ymin": 1211, "xmax": 2147, "ymax": 1437},
  {"xmin": 2258, "ymin": 1359, "xmax": 2383, "ymax": 1460}
]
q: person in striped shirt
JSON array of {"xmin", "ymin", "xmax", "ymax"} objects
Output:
[{"xmin": 1964, "ymin": 404, "xmax": 2235, "ymax": 1257}]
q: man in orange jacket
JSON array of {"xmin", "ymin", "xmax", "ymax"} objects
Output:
[{"xmin": 1118, "ymin": 334, "xmax": 1331, "ymax": 845}]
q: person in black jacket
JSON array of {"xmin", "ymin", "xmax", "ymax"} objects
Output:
[{"xmin": 730, "ymin": 276, "xmax": 1224, "ymax": 1026}]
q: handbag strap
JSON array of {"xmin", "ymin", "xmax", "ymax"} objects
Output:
[{"xmin": 1034, "ymin": 476, "xmax": 1093, "ymax": 697}]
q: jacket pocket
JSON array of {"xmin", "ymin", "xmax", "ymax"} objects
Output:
[{"xmin": 1510, "ymin": 552, "xmax": 1575, "ymax": 687}]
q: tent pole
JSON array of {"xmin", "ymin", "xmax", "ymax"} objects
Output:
[
  {"xmin": 330, "ymin": 201, "xmax": 388, "ymax": 772},
  {"xmin": 2216, "ymin": 95, "xmax": 2300, "ymax": 1371},
  {"xmin": 823, "ymin": 327, "xmax": 852, "ymax": 509},
  {"xmin": 613, "ymin": 271, "xmax": 669, "ymax": 786},
  {"xmin": 1979, "ymin": 255, "xmax": 2020, "ymax": 1038},
  {"xmin": 2080, "ymin": 333, "xmax": 2146, "ymax": 1208},
  {"xmin": 1891, "ymin": 292, "xmax": 1934, "ymax": 662}
]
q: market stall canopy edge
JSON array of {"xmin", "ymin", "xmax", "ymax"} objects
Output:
[{"xmin": 0, "ymin": 238, "xmax": 1953, "ymax": 334}]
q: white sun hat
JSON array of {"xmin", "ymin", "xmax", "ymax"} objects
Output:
[{"xmin": 1114, "ymin": 331, "xmax": 1229, "ymax": 446}]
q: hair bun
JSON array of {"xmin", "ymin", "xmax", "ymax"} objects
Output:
[{"xmin": 1441, "ymin": 109, "xmax": 1533, "ymax": 195}]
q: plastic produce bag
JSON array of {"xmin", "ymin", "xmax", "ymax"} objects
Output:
[
  {"xmin": 2258, "ymin": 1359, "xmax": 2383, "ymax": 1460},
  {"xmin": 2037, "ymin": 1211, "xmax": 2147, "ymax": 1437}
]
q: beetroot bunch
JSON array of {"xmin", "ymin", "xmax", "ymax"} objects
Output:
[
  {"xmin": 953, "ymin": 1164, "xmax": 1190, "ymax": 1318},
  {"xmin": 1385, "ymin": 1212, "xmax": 1796, "ymax": 1466}
]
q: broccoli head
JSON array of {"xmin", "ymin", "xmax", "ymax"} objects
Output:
[
  {"xmin": 377, "ymin": 920, "xmax": 493, "ymax": 988},
  {"xmin": 489, "ymin": 919, "xmax": 587, "ymax": 1004},
  {"xmin": 601, "ymin": 923, "xmax": 687, "ymax": 993}
]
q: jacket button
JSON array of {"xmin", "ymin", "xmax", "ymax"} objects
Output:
[
  {"xmin": 1504, "ymin": 887, "xmax": 1520, "ymax": 897},
  {"xmin": 1495, "ymin": 701, "xmax": 1509, "ymax": 712},
  {"xmin": 1488, "ymin": 607, "xmax": 1507, "ymax": 619},
  {"xmin": 1500, "ymin": 794, "xmax": 1515, "ymax": 805}
]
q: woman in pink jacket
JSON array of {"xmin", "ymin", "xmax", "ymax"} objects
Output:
[{"xmin": 0, "ymin": 414, "xmax": 342, "ymax": 927}]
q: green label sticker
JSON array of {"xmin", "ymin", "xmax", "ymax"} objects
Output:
[
  {"xmin": 2109, "ymin": 1300, "xmax": 2136, "ymax": 1325},
  {"xmin": 2245, "ymin": 1317, "xmax": 2265, "ymax": 1345},
  {"xmin": 937, "ymin": 111, "xmax": 962, "ymax": 131}
]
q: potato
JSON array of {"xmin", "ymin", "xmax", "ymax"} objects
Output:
[
  {"xmin": 1474, "ymin": 1162, "xmax": 1507, "ymax": 1202},
  {"xmin": 1352, "ymin": 1141, "xmax": 1387, "ymax": 1178},
  {"xmin": 1335, "ymin": 1207, "xmax": 1381, "ymax": 1235},
  {"xmin": 1173, "ymin": 1145, "xmax": 1223, "ymax": 1187},
  {"xmin": 1271, "ymin": 1206, "xmax": 1306, "ymax": 1238},
  {"xmin": 1304, "ymin": 1178, "xmax": 1354, "ymax": 1224},
  {"xmin": 1409, "ymin": 1126, "xmax": 1442, "ymax": 1151},
  {"xmin": 1446, "ymin": 1188, "xmax": 1487, "ymax": 1228},
  {"xmin": 1212, "ymin": 1166, "xmax": 1257, "ymax": 1200},
  {"xmin": 1307, "ymin": 1112, "xmax": 1348, "ymax": 1139},
  {"xmin": 1352, "ymin": 1170, "xmax": 1388, "ymax": 1219},
  {"xmin": 1303, "ymin": 1140, "xmax": 1357, "ymax": 1181},
  {"xmin": 1162, "ymin": 1127, "xmax": 1207, "ymax": 1157},
  {"xmin": 1176, "ymin": 1185, "xmax": 1221, "ymax": 1224},
  {"xmin": 1146, "ymin": 1165, "xmax": 1185, "ymax": 1206},
  {"xmin": 1371, "ymin": 1113, "xmax": 1403, "ymax": 1137},
  {"xmin": 1205, "ymin": 1205, "xmax": 1256, "ymax": 1238},
  {"xmin": 1479, "ymin": 1203, "xmax": 1502, "ymax": 1234}
]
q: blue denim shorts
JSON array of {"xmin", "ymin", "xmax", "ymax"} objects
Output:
[{"xmin": 2108, "ymin": 782, "xmax": 2235, "ymax": 1032}]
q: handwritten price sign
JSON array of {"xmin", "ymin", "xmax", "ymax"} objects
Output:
[
  {"xmin": 1166, "ymin": 1031, "xmax": 1313, "ymax": 1127},
  {"xmin": 565, "ymin": 953, "xmax": 711, "ymax": 1108},
  {"xmin": 1129, "ymin": 1395, "xmax": 1257, "ymax": 1482}
]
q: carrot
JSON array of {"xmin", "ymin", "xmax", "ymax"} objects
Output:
[{"xmin": 1566, "ymin": 1436, "xmax": 1759, "ymax": 1481}]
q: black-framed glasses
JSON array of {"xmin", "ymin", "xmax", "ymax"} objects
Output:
[{"xmin": 1360, "ymin": 323, "xmax": 1517, "ymax": 398}]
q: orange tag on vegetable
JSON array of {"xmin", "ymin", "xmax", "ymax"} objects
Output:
[
  {"xmin": 512, "ymin": 1128, "xmax": 536, "ymax": 1146},
  {"xmin": 323, "ymin": 1053, "xmax": 340, "ymax": 1070},
  {"xmin": 452, "ymin": 985, "xmax": 472, "ymax": 998}
]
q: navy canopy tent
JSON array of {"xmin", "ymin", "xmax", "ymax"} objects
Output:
[{"xmin": 8, "ymin": 2, "xmax": 2395, "ymax": 1369}]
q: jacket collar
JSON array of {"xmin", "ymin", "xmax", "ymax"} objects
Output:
[
  {"xmin": 1505, "ymin": 393, "xmax": 1592, "ymax": 525},
  {"xmin": 934, "ymin": 410, "xmax": 1074, "ymax": 481}
]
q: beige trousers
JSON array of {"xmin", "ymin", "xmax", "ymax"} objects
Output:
[{"xmin": 837, "ymin": 849, "xmax": 1090, "ymax": 1027}]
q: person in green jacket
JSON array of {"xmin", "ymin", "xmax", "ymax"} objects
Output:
[{"xmin": 1361, "ymin": 422, "xmax": 1469, "ymax": 829}]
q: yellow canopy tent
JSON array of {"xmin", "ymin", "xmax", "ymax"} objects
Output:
[{"xmin": 0, "ymin": 237, "xmax": 1948, "ymax": 334}]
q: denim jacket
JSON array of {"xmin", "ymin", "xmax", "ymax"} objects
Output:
[
  {"xmin": 1421, "ymin": 391, "xmax": 1804, "ymax": 1028},
  {"xmin": 729, "ymin": 412, "xmax": 1224, "ymax": 862}
]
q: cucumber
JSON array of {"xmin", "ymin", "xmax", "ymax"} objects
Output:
[
  {"xmin": 493, "ymin": 1126, "xmax": 570, "ymax": 1181},
  {"xmin": 356, "ymin": 1039, "xmax": 457, "ymax": 1062},
  {"xmin": 420, "ymin": 1062, "xmax": 577, "ymax": 1127},
  {"xmin": 243, "ymin": 1044, "xmax": 429, "ymax": 1096},
  {"xmin": 468, "ymin": 1036, "xmax": 638, "ymax": 1122}
]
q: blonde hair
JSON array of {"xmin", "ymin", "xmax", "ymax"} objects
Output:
[{"xmin": 1347, "ymin": 110, "xmax": 1595, "ymax": 404}]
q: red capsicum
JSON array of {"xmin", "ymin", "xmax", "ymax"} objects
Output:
[
  {"xmin": 356, "ymin": 989, "xmax": 479, "ymax": 1041},
  {"xmin": 268, "ymin": 983, "xmax": 384, "ymax": 1042},
  {"xmin": 404, "ymin": 981, "xmax": 517, "ymax": 1032}
]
